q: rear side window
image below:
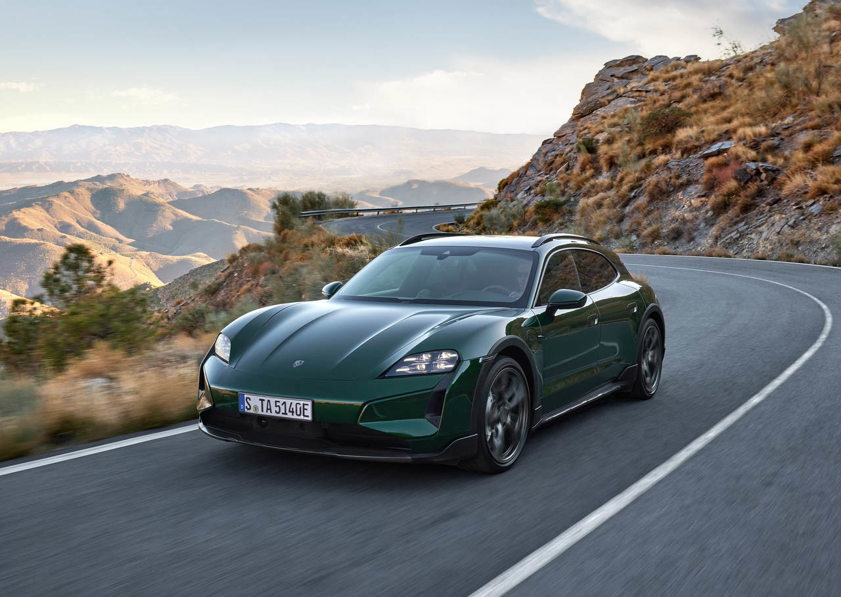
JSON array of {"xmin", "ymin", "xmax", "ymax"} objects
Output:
[
  {"xmin": 572, "ymin": 250, "xmax": 617, "ymax": 293},
  {"xmin": 536, "ymin": 251, "xmax": 581, "ymax": 306}
]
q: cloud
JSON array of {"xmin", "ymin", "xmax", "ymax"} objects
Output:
[
  {"xmin": 351, "ymin": 53, "xmax": 617, "ymax": 134},
  {"xmin": 534, "ymin": 0, "xmax": 795, "ymax": 58},
  {"xmin": 112, "ymin": 86, "xmax": 176, "ymax": 105},
  {"xmin": 0, "ymin": 81, "xmax": 39, "ymax": 93}
]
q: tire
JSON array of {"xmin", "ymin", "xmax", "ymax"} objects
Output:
[
  {"xmin": 460, "ymin": 357, "xmax": 531, "ymax": 474},
  {"xmin": 628, "ymin": 318, "xmax": 664, "ymax": 400}
]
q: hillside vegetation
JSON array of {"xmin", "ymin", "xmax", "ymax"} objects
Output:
[
  {"xmin": 458, "ymin": 0, "xmax": 841, "ymax": 265},
  {"xmin": 0, "ymin": 193, "xmax": 379, "ymax": 460}
]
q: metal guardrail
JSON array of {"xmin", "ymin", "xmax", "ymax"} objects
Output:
[{"xmin": 299, "ymin": 202, "xmax": 479, "ymax": 217}]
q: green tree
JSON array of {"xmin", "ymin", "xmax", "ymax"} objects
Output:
[
  {"xmin": 271, "ymin": 193, "xmax": 302, "ymax": 234},
  {"xmin": 0, "ymin": 299, "xmax": 56, "ymax": 375},
  {"xmin": 300, "ymin": 190, "xmax": 331, "ymax": 212},
  {"xmin": 0, "ymin": 245, "xmax": 155, "ymax": 374},
  {"xmin": 40, "ymin": 244, "xmax": 108, "ymax": 309},
  {"xmin": 271, "ymin": 191, "xmax": 357, "ymax": 234}
]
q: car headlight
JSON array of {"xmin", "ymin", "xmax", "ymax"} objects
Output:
[
  {"xmin": 214, "ymin": 333, "xmax": 232, "ymax": 363},
  {"xmin": 384, "ymin": 350, "xmax": 459, "ymax": 377}
]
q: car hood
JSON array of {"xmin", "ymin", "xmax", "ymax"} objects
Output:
[{"xmin": 227, "ymin": 299, "xmax": 504, "ymax": 381}]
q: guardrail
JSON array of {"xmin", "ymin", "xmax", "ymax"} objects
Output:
[{"xmin": 299, "ymin": 202, "xmax": 479, "ymax": 217}]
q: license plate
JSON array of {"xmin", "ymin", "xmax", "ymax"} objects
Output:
[{"xmin": 238, "ymin": 393, "xmax": 313, "ymax": 421}]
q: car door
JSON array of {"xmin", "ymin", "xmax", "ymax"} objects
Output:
[
  {"xmin": 533, "ymin": 249, "xmax": 602, "ymax": 414},
  {"xmin": 571, "ymin": 249, "xmax": 639, "ymax": 384}
]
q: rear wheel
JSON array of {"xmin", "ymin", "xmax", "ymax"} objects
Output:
[
  {"xmin": 628, "ymin": 319, "xmax": 663, "ymax": 400},
  {"xmin": 461, "ymin": 357, "xmax": 531, "ymax": 474}
]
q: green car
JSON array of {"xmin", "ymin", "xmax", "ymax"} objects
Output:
[{"xmin": 197, "ymin": 233, "xmax": 664, "ymax": 473}]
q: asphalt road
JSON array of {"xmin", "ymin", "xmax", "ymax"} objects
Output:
[{"xmin": 2, "ymin": 212, "xmax": 840, "ymax": 596}]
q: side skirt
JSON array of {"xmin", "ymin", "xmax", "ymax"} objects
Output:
[{"xmin": 532, "ymin": 364, "xmax": 638, "ymax": 430}]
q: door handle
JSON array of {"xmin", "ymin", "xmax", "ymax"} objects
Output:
[
  {"xmin": 589, "ymin": 314, "xmax": 599, "ymax": 326},
  {"xmin": 627, "ymin": 303, "xmax": 639, "ymax": 314}
]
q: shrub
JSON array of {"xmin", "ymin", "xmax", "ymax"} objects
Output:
[
  {"xmin": 575, "ymin": 136, "xmax": 599, "ymax": 155},
  {"xmin": 271, "ymin": 191, "xmax": 357, "ymax": 233},
  {"xmin": 534, "ymin": 197, "xmax": 568, "ymax": 224},
  {"xmin": 639, "ymin": 105, "xmax": 691, "ymax": 142},
  {"xmin": 0, "ymin": 247, "xmax": 156, "ymax": 374}
]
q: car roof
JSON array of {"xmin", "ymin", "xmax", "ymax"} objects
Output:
[{"xmin": 398, "ymin": 233, "xmax": 600, "ymax": 252}]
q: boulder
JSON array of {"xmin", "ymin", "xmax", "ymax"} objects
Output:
[
  {"xmin": 603, "ymin": 55, "xmax": 648, "ymax": 69},
  {"xmin": 700, "ymin": 141, "xmax": 735, "ymax": 158},
  {"xmin": 572, "ymin": 55, "xmax": 650, "ymax": 119},
  {"xmin": 644, "ymin": 55, "xmax": 675, "ymax": 71},
  {"xmin": 734, "ymin": 162, "xmax": 783, "ymax": 185}
]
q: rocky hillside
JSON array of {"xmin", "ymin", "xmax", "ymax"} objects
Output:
[{"xmin": 463, "ymin": 0, "xmax": 841, "ymax": 265}]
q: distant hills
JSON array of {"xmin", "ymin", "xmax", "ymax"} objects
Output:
[
  {"xmin": 0, "ymin": 174, "xmax": 276, "ymax": 298},
  {"xmin": 0, "ymin": 166, "xmax": 515, "ymax": 306},
  {"xmin": 0, "ymin": 123, "xmax": 542, "ymax": 190}
]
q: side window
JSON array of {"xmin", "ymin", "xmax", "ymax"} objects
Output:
[
  {"xmin": 536, "ymin": 251, "xmax": 581, "ymax": 306},
  {"xmin": 572, "ymin": 250, "xmax": 617, "ymax": 293}
]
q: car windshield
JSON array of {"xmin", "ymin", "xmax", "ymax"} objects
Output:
[{"xmin": 334, "ymin": 246, "xmax": 537, "ymax": 307}]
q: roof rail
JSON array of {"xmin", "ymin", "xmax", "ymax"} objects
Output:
[
  {"xmin": 530, "ymin": 233, "xmax": 599, "ymax": 248},
  {"xmin": 398, "ymin": 232, "xmax": 465, "ymax": 247}
]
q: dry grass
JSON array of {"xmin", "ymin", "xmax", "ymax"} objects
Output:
[
  {"xmin": 781, "ymin": 171, "xmax": 815, "ymax": 197},
  {"xmin": 0, "ymin": 378, "xmax": 42, "ymax": 460},
  {"xmin": 734, "ymin": 124, "xmax": 770, "ymax": 142},
  {"xmin": 0, "ymin": 335, "xmax": 210, "ymax": 461},
  {"xmin": 809, "ymin": 165, "xmax": 841, "ymax": 199},
  {"xmin": 481, "ymin": 5, "xmax": 841, "ymax": 262}
]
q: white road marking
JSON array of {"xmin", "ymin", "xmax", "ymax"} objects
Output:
[
  {"xmin": 0, "ymin": 424, "xmax": 197, "ymax": 478},
  {"xmin": 469, "ymin": 265, "xmax": 833, "ymax": 597}
]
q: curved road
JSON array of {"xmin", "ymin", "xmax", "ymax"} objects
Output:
[
  {"xmin": 322, "ymin": 208, "xmax": 472, "ymax": 239},
  {"xmin": 2, "ymin": 212, "xmax": 841, "ymax": 596}
]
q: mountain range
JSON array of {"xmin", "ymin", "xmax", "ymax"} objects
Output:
[
  {"xmin": 0, "ymin": 124, "xmax": 541, "ymax": 191},
  {"xmin": 0, "ymin": 166, "xmax": 508, "ymax": 308}
]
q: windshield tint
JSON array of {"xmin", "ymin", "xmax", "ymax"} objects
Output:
[{"xmin": 335, "ymin": 246, "xmax": 537, "ymax": 307}]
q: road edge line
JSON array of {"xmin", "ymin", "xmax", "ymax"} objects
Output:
[
  {"xmin": 0, "ymin": 424, "xmax": 197, "ymax": 478},
  {"xmin": 468, "ymin": 265, "xmax": 833, "ymax": 597}
]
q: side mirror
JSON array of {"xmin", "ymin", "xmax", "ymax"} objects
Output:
[
  {"xmin": 547, "ymin": 289, "xmax": 587, "ymax": 315},
  {"xmin": 322, "ymin": 281, "xmax": 343, "ymax": 299}
]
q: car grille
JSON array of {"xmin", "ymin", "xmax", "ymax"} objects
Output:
[{"xmin": 200, "ymin": 408, "xmax": 411, "ymax": 452}]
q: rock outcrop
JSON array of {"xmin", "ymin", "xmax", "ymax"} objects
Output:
[{"xmin": 472, "ymin": 0, "xmax": 841, "ymax": 265}]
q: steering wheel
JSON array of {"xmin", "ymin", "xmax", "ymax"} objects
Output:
[{"xmin": 481, "ymin": 285, "xmax": 513, "ymax": 295}]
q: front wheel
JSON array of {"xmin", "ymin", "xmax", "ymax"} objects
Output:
[
  {"xmin": 461, "ymin": 357, "xmax": 531, "ymax": 474},
  {"xmin": 628, "ymin": 319, "xmax": 664, "ymax": 400}
]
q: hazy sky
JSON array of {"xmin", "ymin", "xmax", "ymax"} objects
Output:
[{"xmin": 0, "ymin": 0, "xmax": 803, "ymax": 135}]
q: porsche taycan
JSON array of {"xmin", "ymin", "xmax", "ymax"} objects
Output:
[{"xmin": 197, "ymin": 233, "xmax": 664, "ymax": 473}]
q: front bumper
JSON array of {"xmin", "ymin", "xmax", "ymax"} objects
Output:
[
  {"xmin": 198, "ymin": 353, "xmax": 484, "ymax": 463},
  {"xmin": 198, "ymin": 418, "xmax": 478, "ymax": 463}
]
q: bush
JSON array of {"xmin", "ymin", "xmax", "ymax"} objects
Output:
[
  {"xmin": 639, "ymin": 105, "xmax": 691, "ymax": 141},
  {"xmin": 0, "ymin": 246, "xmax": 156, "ymax": 374},
  {"xmin": 534, "ymin": 197, "xmax": 568, "ymax": 224},
  {"xmin": 271, "ymin": 191, "xmax": 357, "ymax": 233},
  {"xmin": 575, "ymin": 136, "xmax": 599, "ymax": 155}
]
